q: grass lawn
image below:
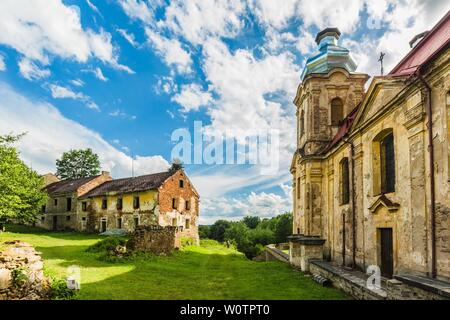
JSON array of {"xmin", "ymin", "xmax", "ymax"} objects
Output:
[{"xmin": 0, "ymin": 224, "xmax": 348, "ymax": 300}]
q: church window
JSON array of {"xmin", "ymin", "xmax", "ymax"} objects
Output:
[
  {"xmin": 331, "ymin": 98, "xmax": 344, "ymax": 126},
  {"xmin": 372, "ymin": 129, "xmax": 395, "ymax": 195}
]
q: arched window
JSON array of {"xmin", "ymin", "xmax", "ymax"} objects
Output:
[
  {"xmin": 340, "ymin": 158, "xmax": 350, "ymax": 205},
  {"xmin": 331, "ymin": 98, "xmax": 344, "ymax": 126},
  {"xmin": 372, "ymin": 129, "xmax": 395, "ymax": 195}
]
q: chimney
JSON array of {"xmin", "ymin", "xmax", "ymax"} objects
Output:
[
  {"xmin": 409, "ymin": 31, "xmax": 429, "ymax": 48},
  {"xmin": 101, "ymin": 171, "xmax": 110, "ymax": 176}
]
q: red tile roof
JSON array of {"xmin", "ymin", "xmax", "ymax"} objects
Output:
[
  {"xmin": 389, "ymin": 10, "xmax": 450, "ymax": 76},
  {"xmin": 321, "ymin": 104, "xmax": 360, "ymax": 154}
]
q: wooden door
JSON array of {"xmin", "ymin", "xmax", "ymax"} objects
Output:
[
  {"xmin": 379, "ymin": 228, "xmax": 393, "ymax": 278},
  {"xmin": 52, "ymin": 216, "xmax": 57, "ymax": 231}
]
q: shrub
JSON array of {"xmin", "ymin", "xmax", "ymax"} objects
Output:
[
  {"xmin": 50, "ymin": 278, "xmax": 76, "ymax": 300},
  {"xmin": 86, "ymin": 237, "xmax": 127, "ymax": 253}
]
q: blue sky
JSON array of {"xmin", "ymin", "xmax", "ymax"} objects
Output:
[{"xmin": 0, "ymin": 0, "xmax": 448, "ymax": 224}]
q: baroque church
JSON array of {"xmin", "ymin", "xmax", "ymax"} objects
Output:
[{"xmin": 289, "ymin": 10, "xmax": 450, "ymax": 290}]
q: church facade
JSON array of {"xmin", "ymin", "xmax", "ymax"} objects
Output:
[{"xmin": 290, "ymin": 12, "xmax": 450, "ymax": 283}]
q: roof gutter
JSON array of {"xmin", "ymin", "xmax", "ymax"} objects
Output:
[{"xmin": 416, "ymin": 72, "xmax": 437, "ymax": 279}]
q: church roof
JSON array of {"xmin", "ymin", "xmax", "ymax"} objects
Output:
[
  {"xmin": 389, "ymin": 10, "xmax": 450, "ymax": 76},
  {"xmin": 300, "ymin": 27, "xmax": 357, "ymax": 80}
]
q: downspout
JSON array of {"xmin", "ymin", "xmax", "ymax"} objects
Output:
[
  {"xmin": 343, "ymin": 137, "xmax": 357, "ymax": 269},
  {"xmin": 417, "ymin": 73, "xmax": 437, "ymax": 279}
]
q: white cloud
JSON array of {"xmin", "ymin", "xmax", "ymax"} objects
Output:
[
  {"xmin": 0, "ymin": 0, "xmax": 131, "ymax": 72},
  {"xmin": 94, "ymin": 67, "xmax": 108, "ymax": 81},
  {"xmin": 117, "ymin": 28, "xmax": 139, "ymax": 47},
  {"xmin": 49, "ymin": 84, "xmax": 100, "ymax": 112},
  {"xmin": 0, "ymin": 82, "xmax": 169, "ymax": 178},
  {"xmin": 18, "ymin": 58, "xmax": 50, "ymax": 81},
  {"xmin": 119, "ymin": 0, "xmax": 154, "ymax": 23},
  {"xmin": 86, "ymin": 0, "xmax": 102, "ymax": 16},
  {"xmin": 200, "ymin": 185, "xmax": 292, "ymax": 224},
  {"xmin": 250, "ymin": 0, "xmax": 299, "ymax": 29},
  {"xmin": 145, "ymin": 28, "xmax": 193, "ymax": 73},
  {"xmin": 172, "ymin": 84, "xmax": 212, "ymax": 112},
  {"xmin": 0, "ymin": 54, "xmax": 5, "ymax": 71},
  {"xmin": 70, "ymin": 79, "xmax": 85, "ymax": 87},
  {"xmin": 109, "ymin": 109, "xmax": 136, "ymax": 120},
  {"xmin": 298, "ymin": 0, "xmax": 363, "ymax": 33},
  {"xmin": 163, "ymin": 0, "xmax": 246, "ymax": 45}
]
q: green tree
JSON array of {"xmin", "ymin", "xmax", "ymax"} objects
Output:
[
  {"xmin": 56, "ymin": 148, "xmax": 100, "ymax": 180},
  {"xmin": 242, "ymin": 216, "xmax": 260, "ymax": 229},
  {"xmin": 198, "ymin": 225, "xmax": 211, "ymax": 239},
  {"xmin": 209, "ymin": 220, "xmax": 231, "ymax": 242},
  {"xmin": 273, "ymin": 212, "xmax": 293, "ymax": 243},
  {"xmin": 168, "ymin": 158, "xmax": 184, "ymax": 173},
  {"xmin": 249, "ymin": 228, "xmax": 275, "ymax": 246},
  {"xmin": 0, "ymin": 134, "xmax": 47, "ymax": 228}
]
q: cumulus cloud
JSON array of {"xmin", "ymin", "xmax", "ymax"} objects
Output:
[
  {"xmin": 0, "ymin": 82, "xmax": 169, "ymax": 178},
  {"xmin": 145, "ymin": 28, "xmax": 193, "ymax": 74},
  {"xmin": 172, "ymin": 84, "xmax": 212, "ymax": 112},
  {"xmin": 163, "ymin": 0, "xmax": 246, "ymax": 45},
  {"xmin": 200, "ymin": 185, "xmax": 292, "ymax": 224},
  {"xmin": 18, "ymin": 58, "xmax": 51, "ymax": 81},
  {"xmin": 0, "ymin": 0, "xmax": 132, "ymax": 72}
]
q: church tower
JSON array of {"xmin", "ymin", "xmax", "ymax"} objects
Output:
[
  {"xmin": 289, "ymin": 28, "xmax": 369, "ymax": 271},
  {"xmin": 294, "ymin": 28, "xmax": 369, "ymax": 156}
]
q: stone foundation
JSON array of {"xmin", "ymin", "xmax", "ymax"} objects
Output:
[{"xmin": 127, "ymin": 225, "xmax": 182, "ymax": 255}]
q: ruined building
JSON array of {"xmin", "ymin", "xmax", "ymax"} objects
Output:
[
  {"xmin": 289, "ymin": 11, "xmax": 450, "ymax": 295},
  {"xmin": 37, "ymin": 169, "xmax": 200, "ymax": 243}
]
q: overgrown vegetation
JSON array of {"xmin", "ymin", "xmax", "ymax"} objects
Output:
[
  {"xmin": 0, "ymin": 133, "xmax": 47, "ymax": 229},
  {"xmin": 199, "ymin": 213, "xmax": 293, "ymax": 259},
  {"xmin": 50, "ymin": 278, "xmax": 76, "ymax": 300}
]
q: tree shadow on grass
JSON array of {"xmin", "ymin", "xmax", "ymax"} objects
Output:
[{"xmin": 4, "ymin": 224, "xmax": 103, "ymax": 241}]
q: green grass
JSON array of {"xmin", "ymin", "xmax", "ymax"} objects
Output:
[{"xmin": 0, "ymin": 225, "xmax": 348, "ymax": 300}]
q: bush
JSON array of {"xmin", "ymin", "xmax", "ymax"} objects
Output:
[
  {"xmin": 209, "ymin": 220, "xmax": 231, "ymax": 242},
  {"xmin": 86, "ymin": 237, "xmax": 127, "ymax": 253},
  {"xmin": 50, "ymin": 278, "xmax": 76, "ymax": 300},
  {"xmin": 11, "ymin": 267, "xmax": 28, "ymax": 288}
]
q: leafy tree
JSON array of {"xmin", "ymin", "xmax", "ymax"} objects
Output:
[
  {"xmin": 209, "ymin": 220, "xmax": 231, "ymax": 242},
  {"xmin": 0, "ymin": 134, "xmax": 47, "ymax": 228},
  {"xmin": 168, "ymin": 158, "xmax": 184, "ymax": 173},
  {"xmin": 56, "ymin": 148, "xmax": 100, "ymax": 180},
  {"xmin": 248, "ymin": 228, "xmax": 275, "ymax": 246},
  {"xmin": 273, "ymin": 212, "xmax": 293, "ymax": 243},
  {"xmin": 224, "ymin": 222, "xmax": 249, "ymax": 246},
  {"xmin": 198, "ymin": 225, "xmax": 211, "ymax": 239},
  {"xmin": 242, "ymin": 216, "xmax": 260, "ymax": 229}
]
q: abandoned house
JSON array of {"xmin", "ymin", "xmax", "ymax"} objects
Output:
[
  {"xmin": 36, "ymin": 169, "xmax": 200, "ymax": 244},
  {"xmin": 290, "ymin": 11, "xmax": 450, "ymax": 297}
]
